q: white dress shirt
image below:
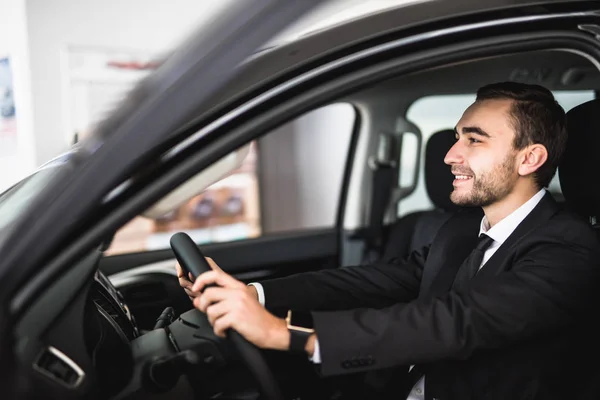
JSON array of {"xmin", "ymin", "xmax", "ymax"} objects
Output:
[{"xmin": 251, "ymin": 188, "xmax": 547, "ymax": 398}]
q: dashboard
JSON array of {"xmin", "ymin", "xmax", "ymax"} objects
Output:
[
  {"xmin": 91, "ymin": 270, "xmax": 139, "ymax": 341},
  {"xmin": 81, "ymin": 271, "xmax": 140, "ymax": 398},
  {"xmin": 17, "ymin": 248, "xmax": 240, "ymax": 400},
  {"xmin": 85, "ymin": 269, "xmax": 231, "ymax": 399}
]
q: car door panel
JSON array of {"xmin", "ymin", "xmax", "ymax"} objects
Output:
[{"xmin": 99, "ymin": 228, "xmax": 339, "ymax": 329}]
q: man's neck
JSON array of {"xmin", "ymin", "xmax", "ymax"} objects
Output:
[{"xmin": 483, "ymin": 184, "xmax": 540, "ymax": 228}]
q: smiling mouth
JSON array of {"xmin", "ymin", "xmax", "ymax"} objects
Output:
[{"xmin": 453, "ymin": 175, "xmax": 473, "ymax": 185}]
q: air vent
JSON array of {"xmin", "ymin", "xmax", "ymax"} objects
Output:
[
  {"xmin": 34, "ymin": 346, "xmax": 84, "ymax": 388},
  {"xmin": 91, "ymin": 283, "xmax": 137, "ymax": 340}
]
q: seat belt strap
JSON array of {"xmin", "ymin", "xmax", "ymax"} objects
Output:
[{"xmin": 365, "ymin": 163, "xmax": 395, "ymax": 255}]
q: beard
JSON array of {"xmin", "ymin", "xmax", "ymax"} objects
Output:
[{"xmin": 450, "ymin": 152, "xmax": 517, "ymax": 207}]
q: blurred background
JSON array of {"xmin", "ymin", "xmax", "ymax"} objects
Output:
[{"xmin": 0, "ymin": 0, "xmax": 401, "ymax": 255}]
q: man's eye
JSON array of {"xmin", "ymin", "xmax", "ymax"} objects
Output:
[{"xmin": 468, "ymin": 137, "xmax": 481, "ymax": 144}]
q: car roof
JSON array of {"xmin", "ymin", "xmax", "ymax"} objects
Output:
[
  {"xmin": 268, "ymin": 0, "xmax": 426, "ymax": 46},
  {"xmin": 204, "ymin": 0, "xmax": 594, "ymax": 114}
]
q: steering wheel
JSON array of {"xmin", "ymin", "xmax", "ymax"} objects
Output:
[{"xmin": 170, "ymin": 232, "xmax": 283, "ymax": 400}]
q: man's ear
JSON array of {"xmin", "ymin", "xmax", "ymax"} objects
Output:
[{"xmin": 518, "ymin": 144, "xmax": 548, "ymax": 177}]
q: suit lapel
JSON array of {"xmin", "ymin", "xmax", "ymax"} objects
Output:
[
  {"xmin": 421, "ymin": 209, "xmax": 482, "ymax": 298},
  {"xmin": 476, "ymin": 192, "xmax": 560, "ymax": 278},
  {"xmin": 422, "ymin": 193, "xmax": 559, "ymax": 297}
]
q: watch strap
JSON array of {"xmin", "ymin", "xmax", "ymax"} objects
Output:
[
  {"xmin": 288, "ymin": 327, "xmax": 312, "ymax": 354},
  {"xmin": 286, "ymin": 310, "xmax": 314, "ymax": 354}
]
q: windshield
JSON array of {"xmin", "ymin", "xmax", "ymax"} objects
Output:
[{"xmin": 0, "ymin": 151, "xmax": 74, "ymax": 232}]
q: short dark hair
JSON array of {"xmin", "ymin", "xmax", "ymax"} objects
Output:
[{"xmin": 475, "ymin": 82, "xmax": 567, "ymax": 189}]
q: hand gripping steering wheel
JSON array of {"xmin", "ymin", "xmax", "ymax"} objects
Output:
[{"xmin": 170, "ymin": 232, "xmax": 283, "ymax": 400}]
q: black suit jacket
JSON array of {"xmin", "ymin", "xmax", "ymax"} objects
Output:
[{"xmin": 260, "ymin": 193, "xmax": 600, "ymax": 399}]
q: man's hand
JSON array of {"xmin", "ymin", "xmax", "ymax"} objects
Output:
[
  {"xmin": 176, "ymin": 262, "xmax": 201, "ymax": 300},
  {"xmin": 177, "ymin": 260, "xmax": 258, "ymax": 300},
  {"xmin": 191, "ymin": 258, "xmax": 289, "ymax": 350}
]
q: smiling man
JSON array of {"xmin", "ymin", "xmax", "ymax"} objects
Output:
[{"xmin": 180, "ymin": 82, "xmax": 600, "ymax": 400}]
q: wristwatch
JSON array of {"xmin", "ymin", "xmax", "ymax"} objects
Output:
[{"xmin": 286, "ymin": 310, "xmax": 315, "ymax": 354}]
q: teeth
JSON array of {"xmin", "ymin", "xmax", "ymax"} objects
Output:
[{"xmin": 455, "ymin": 175, "xmax": 471, "ymax": 180}]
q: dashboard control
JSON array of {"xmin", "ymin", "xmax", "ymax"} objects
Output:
[
  {"xmin": 34, "ymin": 346, "xmax": 85, "ymax": 389},
  {"xmin": 153, "ymin": 306, "xmax": 176, "ymax": 330},
  {"xmin": 145, "ymin": 349, "xmax": 199, "ymax": 392}
]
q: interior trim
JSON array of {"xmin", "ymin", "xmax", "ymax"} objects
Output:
[
  {"xmin": 109, "ymin": 260, "xmax": 177, "ymax": 288},
  {"xmin": 101, "ymin": 227, "xmax": 337, "ymax": 275},
  {"xmin": 108, "ymin": 259, "xmax": 284, "ymax": 288}
]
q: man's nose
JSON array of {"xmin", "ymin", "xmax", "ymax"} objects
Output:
[{"xmin": 444, "ymin": 141, "xmax": 462, "ymax": 165}]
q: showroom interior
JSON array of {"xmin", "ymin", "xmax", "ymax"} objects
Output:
[{"xmin": 0, "ymin": 0, "xmax": 386, "ymax": 254}]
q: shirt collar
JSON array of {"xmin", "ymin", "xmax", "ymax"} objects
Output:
[{"xmin": 479, "ymin": 188, "xmax": 547, "ymax": 245}]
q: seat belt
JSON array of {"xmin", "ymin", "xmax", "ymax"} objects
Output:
[
  {"xmin": 364, "ymin": 161, "xmax": 395, "ymax": 258},
  {"xmin": 362, "ymin": 129, "xmax": 401, "ymax": 263},
  {"xmin": 362, "ymin": 122, "xmax": 422, "ymax": 263}
]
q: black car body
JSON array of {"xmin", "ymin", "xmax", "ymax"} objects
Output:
[{"xmin": 2, "ymin": 0, "xmax": 600, "ymax": 399}]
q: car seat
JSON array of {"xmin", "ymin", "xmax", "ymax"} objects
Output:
[
  {"xmin": 381, "ymin": 129, "xmax": 462, "ymax": 261},
  {"xmin": 559, "ymin": 98, "xmax": 600, "ymax": 229}
]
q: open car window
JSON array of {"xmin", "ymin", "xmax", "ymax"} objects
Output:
[{"xmin": 105, "ymin": 103, "xmax": 357, "ymax": 255}]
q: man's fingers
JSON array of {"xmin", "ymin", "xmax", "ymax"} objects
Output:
[
  {"xmin": 176, "ymin": 262, "xmax": 196, "ymax": 283},
  {"xmin": 191, "ymin": 270, "xmax": 219, "ymax": 293},
  {"xmin": 184, "ymin": 287, "xmax": 200, "ymax": 299},
  {"xmin": 192, "ymin": 269, "xmax": 241, "ymax": 292},
  {"xmin": 205, "ymin": 301, "xmax": 229, "ymax": 326},
  {"xmin": 177, "ymin": 258, "xmax": 219, "ymax": 280},
  {"xmin": 194, "ymin": 286, "xmax": 234, "ymax": 313},
  {"xmin": 175, "ymin": 262, "xmax": 185, "ymax": 278},
  {"xmin": 206, "ymin": 257, "xmax": 224, "ymax": 273},
  {"xmin": 213, "ymin": 314, "xmax": 235, "ymax": 338},
  {"xmin": 179, "ymin": 276, "xmax": 193, "ymax": 289}
]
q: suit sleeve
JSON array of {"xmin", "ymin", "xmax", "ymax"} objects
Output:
[
  {"xmin": 313, "ymin": 238, "xmax": 600, "ymax": 376},
  {"xmin": 259, "ymin": 247, "xmax": 428, "ymax": 312}
]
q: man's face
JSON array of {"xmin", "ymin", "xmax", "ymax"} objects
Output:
[{"xmin": 444, "ymin": 99, "xmax": 520, "ymax": 207}]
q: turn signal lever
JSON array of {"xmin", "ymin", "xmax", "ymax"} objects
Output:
[
  {"xmin": 145, "ymin": 349, "xmax": 199, "ymax": 392},
  {"xmin": 153, "ymin": 306, "xmax": 176, "ymax": 330}
]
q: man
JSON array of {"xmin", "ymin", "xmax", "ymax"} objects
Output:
[{"xmin": 178, "ymin": 82, "xmax": 600, "ymax": 399}]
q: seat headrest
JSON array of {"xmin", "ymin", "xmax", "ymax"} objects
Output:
[
  {"xmin": 558, "ymin": 99, "xmax": 600, "ymax": 219},
  {"xmin": 425, "ymin": 129, "xmax": 461, "ymax": 212}
]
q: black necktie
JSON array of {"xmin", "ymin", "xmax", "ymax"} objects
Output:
[
  {"xmin": 401, "ymin": 234, "xmax": 494, "ymax": 399},
  {"xmin": 452, "ymin": 233, "xmax": 494, "ymax": 291}
]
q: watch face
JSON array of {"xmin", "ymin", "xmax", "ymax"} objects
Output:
[{"xmin": 287, "ymin": 310, "xmax": 314, "ymax": 329}]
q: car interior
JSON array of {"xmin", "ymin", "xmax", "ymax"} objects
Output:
[
  {"xmin": 93, "ymin": 47, "xmax": 600, "ymax": 398},
  {"xmin": 12, "ymin": 20, "xmax": 600, "ymax": 399}
]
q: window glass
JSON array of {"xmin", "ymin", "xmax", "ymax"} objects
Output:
[
  {"xmin": 398, "ymin": 132, "xmax": 420, "ymax": 188},
  {"xmin": 105, "ymin": 103, "xmax": 356, "ymax": 255},
  {"xmin": 400, "ymin": 90, "xmax": 595, "ymax": 216}
]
